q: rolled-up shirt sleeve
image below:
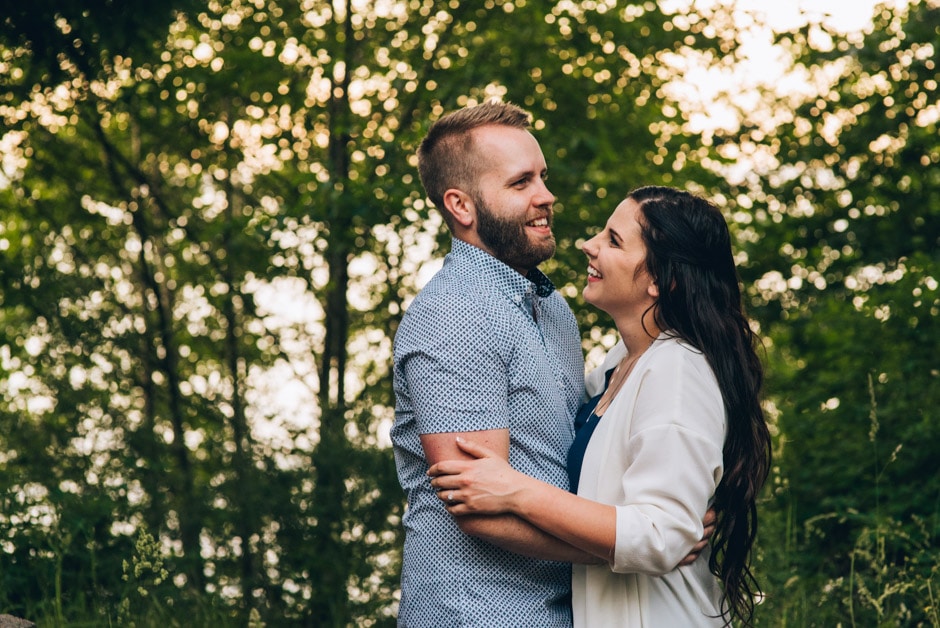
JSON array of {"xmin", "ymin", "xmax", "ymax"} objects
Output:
[
  {"xmin": 610, "ymin": 351, "xmax": 726, "ymax": 575},
  {"xmin": 398, "ymin": 294, "xmax": 509, "ymax": 435}
]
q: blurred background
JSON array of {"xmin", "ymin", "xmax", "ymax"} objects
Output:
[{"xmin": 0, "ymin": 0, "xmax": 937, "ymax": 625}]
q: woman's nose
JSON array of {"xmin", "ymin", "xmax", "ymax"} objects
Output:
[{"xmin": 581, "ymin": 234, "xmax": 598, "ymax": 257}]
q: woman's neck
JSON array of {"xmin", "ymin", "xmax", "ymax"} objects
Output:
[{"xmin": 614, "ymin": 312, "xmax": 661, "ymax": 356}]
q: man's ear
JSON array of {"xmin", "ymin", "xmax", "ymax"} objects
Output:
[{"xmin": 441, "ymin": 188, "xmax": 475, "ymax": 228}]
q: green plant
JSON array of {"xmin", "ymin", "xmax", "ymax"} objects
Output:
[
  {"xmin": 117, "ymin": 529, "xmax": 170, "ymax": 627},
  {"xmin": 755, "ymin": 375, "xmax": 940, "ymax": 626}
]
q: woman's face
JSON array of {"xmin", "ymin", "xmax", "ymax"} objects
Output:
[{"xmin": 581, "ymin": 198, "xmax": 658, "ymax": 319}]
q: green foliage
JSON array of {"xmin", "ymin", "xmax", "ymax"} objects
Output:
[
  {"xmin": 755, "ymin": 373, "xmax": 940, "ymax": 626},
  {"xmin": 723, "ymin": 4, "xmax": 940, "ymax": 622}
]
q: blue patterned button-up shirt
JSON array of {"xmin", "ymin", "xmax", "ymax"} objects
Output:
[{"xmin": 392, "ymin": 239, "xmax": 584, "ymax": 627}]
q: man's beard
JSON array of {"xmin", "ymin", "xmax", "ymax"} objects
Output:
[{"xmin": 475, "ymin": 195, "xmax": 556, "ymax": 273}]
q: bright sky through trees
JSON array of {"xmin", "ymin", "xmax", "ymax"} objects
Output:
[{"xmin": 661, "ymin": 0, "xmax": 911, "ymax": 135}]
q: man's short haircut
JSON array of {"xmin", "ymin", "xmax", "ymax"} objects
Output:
[{"xmin": 417, "ymin": 101, "xmax": 532, "ymax": 230}]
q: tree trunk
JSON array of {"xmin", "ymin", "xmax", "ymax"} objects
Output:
[
  {"xmin": 310, "ymin": 3, "xmax": 355, "ymax": 621},
  {"xmin": 222, "ymin": 183, "xmax": 261, "ymax": 615}
]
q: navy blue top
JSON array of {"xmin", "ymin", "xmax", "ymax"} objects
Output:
[{"xmin": 567, "ymin": 367, "xmax": 615, "ymax": 493}]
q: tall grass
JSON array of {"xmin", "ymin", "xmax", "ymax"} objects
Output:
[{"xmin": 754, "ymin": 376, "xmax": 940, "ymax": 626}]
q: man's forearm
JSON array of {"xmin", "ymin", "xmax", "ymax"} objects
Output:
[{"xmin": 456, "ymin": 513, "xmax": 605, "ymax": 564}]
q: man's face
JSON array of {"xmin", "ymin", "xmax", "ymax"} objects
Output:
[{"xmin": 468, "ymin": 125, "xmax": 556, "ymax": 274}]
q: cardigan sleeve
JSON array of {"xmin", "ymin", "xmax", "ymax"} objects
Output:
[{"xmin": 609, "ymin": 345, "xmax": 726, "ymax": 575}]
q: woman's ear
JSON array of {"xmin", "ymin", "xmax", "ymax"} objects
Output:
[
  {"xmin": 441, "ymin": 188, "xmax": 474, "ymax": 227},
  {"xmin": 647, "ymin": 281, "xmax": 660, "ymax": 298}
]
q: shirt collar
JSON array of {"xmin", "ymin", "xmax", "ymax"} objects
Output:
[{"xmin": 450, "ymin": 238, "xmax": 556, "ymax": 301}]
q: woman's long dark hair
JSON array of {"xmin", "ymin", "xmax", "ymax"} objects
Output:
[{"xmin": 630, "ymin": 186, "xmax": 772, "ymax": 626}]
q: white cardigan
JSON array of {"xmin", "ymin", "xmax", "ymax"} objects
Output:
[{"xmin": 573, "ymin": 336, "xmax": 727, "ymax": 627}]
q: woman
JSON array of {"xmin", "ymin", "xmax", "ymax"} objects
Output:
[{"xmin": 428, "ymin": 186, "xmax": 772, "ymax": 626}]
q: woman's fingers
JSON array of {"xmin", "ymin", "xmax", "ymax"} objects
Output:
[
  {"xmin": 429, "ymin": 474, "xmax": 457, "ymax": 491},
  {"xmin": 427, "ymin": 460, "xmax": 465, "ymax": 477},
  {"xmin": 427, "ymin": 436, "xmax": 498, "ymax": 476},
  {"xmin": 432, "ymin": 487, "xmax": 468, "ymax": 512},
  {"xmin": 454, "ymin": 435, "xmax": 497, "ymax": 458}
]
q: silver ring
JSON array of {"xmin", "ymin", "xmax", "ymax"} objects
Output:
[{"xmin": 447, "ymin": 491, "xmax": 454, "ymax": 504}]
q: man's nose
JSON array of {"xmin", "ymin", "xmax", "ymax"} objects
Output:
[{"xmin": 533, "ymin": 179, "xmax": 554, "ymax": 206}]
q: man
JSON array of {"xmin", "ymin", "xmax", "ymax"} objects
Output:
[
  {"xmin": 391, "ymin": 101, "xmax": 587, "ymax": 627},
  {"xmin": 391, "ymin": 102, "xmax": 708, "ymax": 626}
]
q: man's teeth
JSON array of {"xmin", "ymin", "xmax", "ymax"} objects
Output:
[
  {"xmin": 527, "ymin": 218, "xmax": 549, "ymax": 227},
  {"xmin": 587, "ymin": 266, "xmax": 602, "ymax": 279}
]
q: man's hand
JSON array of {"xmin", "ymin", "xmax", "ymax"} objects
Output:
[{"xmin": 677, "ymin": 507, "xmax": 717, "ymax": 566}]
